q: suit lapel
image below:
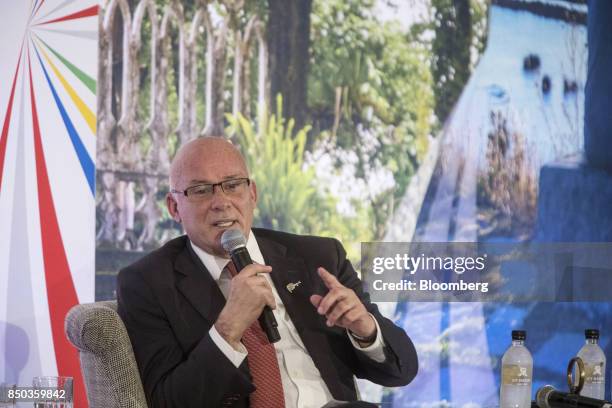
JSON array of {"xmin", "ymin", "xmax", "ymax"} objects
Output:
[
  {"xmin": 174, "ymin": 242, "xmax": 226, "ymax": 325},
  {"xmin": 255, "ymin": 235, "xmax": 319, "ymax": 331}
]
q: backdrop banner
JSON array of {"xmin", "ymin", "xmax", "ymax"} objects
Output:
[{"xmin": 0, "ymin": 1, "xmax": 98, "ymax": 406}]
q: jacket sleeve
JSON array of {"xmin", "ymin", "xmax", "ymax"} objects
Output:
[
  {"xmin": 332, "ymin": 238, "xmax": 419, "ymax": 387},
  {"xmin": 117, "ymin": 267, "xmax": 254, "ymax": 408}
]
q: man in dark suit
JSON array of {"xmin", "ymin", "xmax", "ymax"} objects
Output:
[{"xmin": 117, "ymin": 137, "xmax": 418, "ymax": 408}]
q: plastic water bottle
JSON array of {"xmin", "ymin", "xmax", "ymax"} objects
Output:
[
  {"xmin": 500, "ymin": 330, "xmax": 533, "ymax": 408},
  {"xmin": 577, "ymin": 329, "xmax": 606, "ymax": 399}
]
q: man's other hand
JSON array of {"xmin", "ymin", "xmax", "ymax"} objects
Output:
[
  {"xmin": 215, "ymin": 264, "xmax": 276, "ymax": 349},
  {"xmin": 310, "ymin": 267, "xmax": 376, "ymax": 340}
]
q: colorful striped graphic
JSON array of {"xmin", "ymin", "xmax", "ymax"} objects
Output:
[{"xmin": 1, "ymin": 1, "xmax": 97, "ymax": 406}]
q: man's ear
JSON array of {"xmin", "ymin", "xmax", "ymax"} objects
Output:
[
  {"xmin": 166, "ymin": 193, "xmax": 181, "ymax": 223},
  {"xmin": 250, "ymin": 179, "xmax": 258, "ymax": 204}
]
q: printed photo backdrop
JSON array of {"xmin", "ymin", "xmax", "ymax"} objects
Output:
[{"xmin": 93, "ymin": 0, "xmax": 601, "ymax": 406}]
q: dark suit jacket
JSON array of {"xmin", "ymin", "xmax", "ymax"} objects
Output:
[{"xmin": 117, "ymin": 228, "xmax": 418, "ymax": 407}]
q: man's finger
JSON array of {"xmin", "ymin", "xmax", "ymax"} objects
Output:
[
  {"xmin": 263, "ymin": 290, "xmax": 277, "ymax": 310},
  {"xmin": 252, "ymin": 275, "xmax": 271, "ymax": 289},
  {"xmin": 326, "ymin": 300, "xmax": 355, "ymax": 327},
  {"xmin": 237, "ymin": 263, "xmax": 272, "ymax": 277},
  {"xmin": 338, "ymin": 307, "xmax": 361, "ymax": 327},
  {"xmin": 310, "ymin": 294, "xmax": 323, "ymax": 308},
  {"xmin": 317, "ymin": 267, "xmax": 340, "ymax": 289},
  {"xmin": 317, "ymin": 289, "xmax": 344, "ymax": 315}
]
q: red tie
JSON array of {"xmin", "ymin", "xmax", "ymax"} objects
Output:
[{"xmin": 225, "ymin": 261, "xmax": 285, "ymax": 408}]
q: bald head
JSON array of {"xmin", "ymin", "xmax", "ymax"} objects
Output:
[
  {"xmin": 170, "ymin": 137, "xmax": 249, "ymax": 190},
  {"xmin": 166, "ymin": 136, "xmax": 258, "ymax": 255}
]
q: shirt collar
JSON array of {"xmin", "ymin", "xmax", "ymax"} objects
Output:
[{"xmin": 190, "ymin": 230, "xmax": 265, "ymax": 280}]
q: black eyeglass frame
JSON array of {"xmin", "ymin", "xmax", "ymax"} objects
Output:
[{"xmin": 170, "ymin": 177, "xmax": 251, "ymax": 198}]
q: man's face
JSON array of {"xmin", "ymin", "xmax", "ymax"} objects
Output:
[{"xmin": 166, "ymin": 140, "xmax": 257, "ymax": 257}]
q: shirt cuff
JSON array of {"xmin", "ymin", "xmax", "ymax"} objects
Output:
[
  {"xmin": 209, "ymin": 325, "xmax": 248, "ymax": 368},
  {"xmin": 347, "ymin": 313, "xmax": 386, "ymax": 363}
]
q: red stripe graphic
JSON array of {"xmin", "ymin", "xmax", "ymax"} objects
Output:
[
  {"xmin": 35, "ymin": 5, "xmax": 99, "ymax": 26},
  {"xmin": 27, "ymin": 46, "xmax": 86, "ymax": 408},
  {"xmin": 0, "ymin": 42, "xmax": 24, "ymax": 191}
]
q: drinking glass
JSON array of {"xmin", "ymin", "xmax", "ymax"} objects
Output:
[{"xmin": 0, "ymin": 382, "xmax": 16, "ymax": 406}]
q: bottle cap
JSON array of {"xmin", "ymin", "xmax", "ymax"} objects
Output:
[
  {"xmin": 585, "ymin": 329, "xmax": 599, "ymax": 339},
  {"xmin": 512, "ymin": 330, "xmax": 526, "ymax": 340}
]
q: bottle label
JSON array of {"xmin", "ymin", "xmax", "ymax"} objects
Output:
[
  {"xmin": 584, "ymin": 362, "xmax": 605, "ymax": 385},
  {"xmin": 502, "ymin": 364, "xmax": 532, "ymax": 386}
]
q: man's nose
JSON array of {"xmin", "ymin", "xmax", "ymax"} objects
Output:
[{"xmin": 209, "ymin": 186, "xmax": 231, "ymax": 209}]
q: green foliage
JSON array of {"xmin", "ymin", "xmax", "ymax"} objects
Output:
[
  {"xmin": 431, "ymin": 0, "xmax": 489, "ymax": 123},
  {"xmin": 471, "ymin": 0, "xmax": 490, "ymax": 57},
  {"xmin": 310, "ymin": 0, "xmax": 433, "ymax": 133},
  {"xmin": 431, "ymin": 0, "xmax": 472, "ymax": 122},
  {"xmin": 227, "ymin": 98, "xmax": 315, "ymax": 234},
  {"xmin": 226, "ymin": 96, "xmax": 374, "ymax": 258},
  {"xmin": 314, "ymin": 7, "xmax": 431, "ymax": 124},
  {"xmin": 309, "ymin": 0, "xmax": 435, "ymax": 236}
]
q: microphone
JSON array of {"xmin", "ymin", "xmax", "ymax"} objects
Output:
[
  {"xmin": 536, "ymin": 385, "xmax": 612, "ymax": 408},
  {"xmin": 221, "ymin": 229, "xmax": 281, "ymax": 343}
]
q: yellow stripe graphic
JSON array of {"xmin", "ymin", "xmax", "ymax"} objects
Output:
[{"xmin": 35, "ymin": 38, "xmax": 96, "ymax": 134}]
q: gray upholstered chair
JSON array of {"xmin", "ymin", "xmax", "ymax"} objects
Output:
[{"xmin": 65, "ymin": 300, "xmax": 148, "ymax": 408}]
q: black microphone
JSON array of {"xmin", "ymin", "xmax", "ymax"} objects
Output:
[
  {"xmin": 221, "ymin": 229, "xmax": 281, "ymax": 343},
  {"xmin": 536, "ymin": 385, "xmax": 612, "ymax": 408}
]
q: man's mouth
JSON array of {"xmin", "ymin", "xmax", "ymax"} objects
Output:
[{"xmin": 212, "ymin": 219, "xmax": 237, "ymax": 228}]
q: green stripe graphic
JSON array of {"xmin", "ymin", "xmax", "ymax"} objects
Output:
[{"xmin": 37, "ymin": 36, "xmax": 96, "ymax": 93}]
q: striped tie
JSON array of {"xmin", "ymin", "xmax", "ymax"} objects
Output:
[{"xmin": 225, "ymin": 261, "xmax": 285, "ymax": 407}]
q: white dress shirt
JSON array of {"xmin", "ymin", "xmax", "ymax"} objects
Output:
[{"xmin": 190, "ymin": 231, "xmax": 386, "ymax": 408}]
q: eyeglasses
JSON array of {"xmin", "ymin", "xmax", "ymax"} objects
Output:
[{"xmin": 171, "ymin": 178, "xmax": 251, "ymax": 201}]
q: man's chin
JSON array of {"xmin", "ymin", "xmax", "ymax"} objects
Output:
[
  {"xmin": 210, "ymin": 243, "xmax": 230, "ymax": 258},
  {"xmin": 213, "ymin": 228, "xmax": 245, "ymax": 255}
]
